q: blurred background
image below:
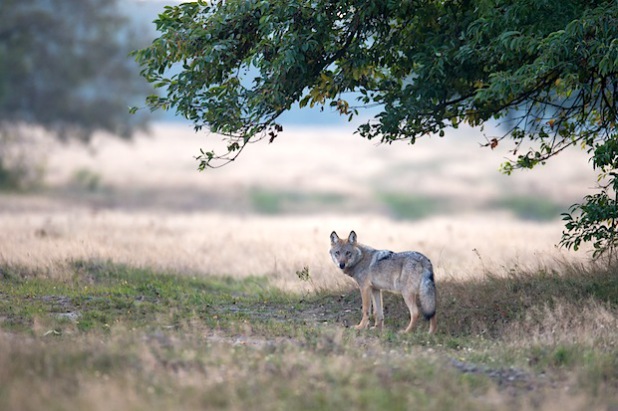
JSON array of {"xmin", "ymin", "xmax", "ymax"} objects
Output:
[{"xmin": 0, "ymin": 0, "xmax": 596, "ymax": 290}]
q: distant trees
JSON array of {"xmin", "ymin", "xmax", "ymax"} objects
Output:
[{"xmin": 0, "ymin": 0, "xmax": 153, "ymax": 188}]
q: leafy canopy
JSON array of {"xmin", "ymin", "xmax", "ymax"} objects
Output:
[{"xmin": 134, "ymin": 0, "xmax": 618, "ymax": 256}]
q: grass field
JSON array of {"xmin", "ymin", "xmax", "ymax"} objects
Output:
[
  {"xmin": 1, "ymin": 123, "xmax": 616, "ymax": 410},
  {"xmin": 1, "ymin": 259, "xmax": 616, "ymax": 410}
]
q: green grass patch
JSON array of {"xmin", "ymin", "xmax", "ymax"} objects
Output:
[
  {"xmin": 249, "ymin": 188, "xmax": 344, "ymax": 214},
  {"xmin": 379, "ymin": 192, "xmax": 446, "ymax": 220},
  {"xmin": 70, "ymin": 168, "xmax": 102, "ymax": 192},
  {"xmin": 0, "ymin": 259, "xmax": 292, "ymax": 334},
  {"xmin": 490, "ymin": 195, "xmax": 566, "ymax": 221}
]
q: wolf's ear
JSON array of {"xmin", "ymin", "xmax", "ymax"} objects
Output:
[
  {"xmin": 348, "ymin": 231, "xmax": 357, "ymax": 244},
  {"xmin": 330, "ymin": 231, "xmax": 340, "ymax": 244}
]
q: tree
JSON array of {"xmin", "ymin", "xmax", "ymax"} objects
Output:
[
  {"xmin": 0, "ymin": 0, "xmax": 152, "ymax": 188},
  {"xmin": 133, "ymin": 0, "xmax": 618, "ymax": 256}
]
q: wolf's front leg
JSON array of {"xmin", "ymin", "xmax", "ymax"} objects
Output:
[
  {"xmin": 355, "ymin": 286, "xmax": 371, "ymax": 330},
  {"xmin": 371, "ymin": 288, "xmax": 384, "ymax": 330}
]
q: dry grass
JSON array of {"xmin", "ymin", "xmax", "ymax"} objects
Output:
[
  {"xmin": 1, "ymin": 122, "xmax": 596, "ymax": 290},
  {"xmin": 4, "ymin": 123, "xmax": 595, "ymax": 278},
  {"xmin": 502, "ymin": 262, "xmax": 618, "ymax": 347},
  {"xmin": 0, "ymin": 208, "xmax": 589, "ymax": 292},
  {"xmin": 436, "ymin": 261, "xmax": 618, "ymax": 344}
]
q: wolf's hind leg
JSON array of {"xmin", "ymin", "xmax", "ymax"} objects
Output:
[
  {"xmin": 402, "ymin": 292, "xmax": 420, "ymax": 333},
  {"xmin": 428, "ymin": 314, "xmax": 437, "ymax": 334}
]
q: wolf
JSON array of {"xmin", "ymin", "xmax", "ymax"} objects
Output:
[{"xmin": 329, "ymin": 230, "xmax": 437, "ymax": 334}]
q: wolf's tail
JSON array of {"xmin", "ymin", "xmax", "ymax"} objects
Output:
[{"xmin": 419, "ymin": 265, "xmax": 436, "ymax": 320}]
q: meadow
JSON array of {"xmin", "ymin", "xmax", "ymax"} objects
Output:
[{"xmin": 0, "ymin": 123, "xmax": 616, "ymax": 410}]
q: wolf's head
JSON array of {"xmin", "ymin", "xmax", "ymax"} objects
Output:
[{"xmin": 329, "ymin": 231, "xmax": 363, "ymax": 270}]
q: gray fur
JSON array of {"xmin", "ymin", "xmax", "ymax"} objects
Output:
[{"xmin": 329, "ymin": 231, "xmax": 437, "ymax": 334}]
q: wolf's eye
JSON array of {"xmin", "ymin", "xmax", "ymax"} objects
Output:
[
  {"xmin": 345, "ymin": 251, "xmax": 352, "ymax": 257},
  {"xmin": 334, "ymin": 251, "xmax": 340, "ymax": 257}
]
